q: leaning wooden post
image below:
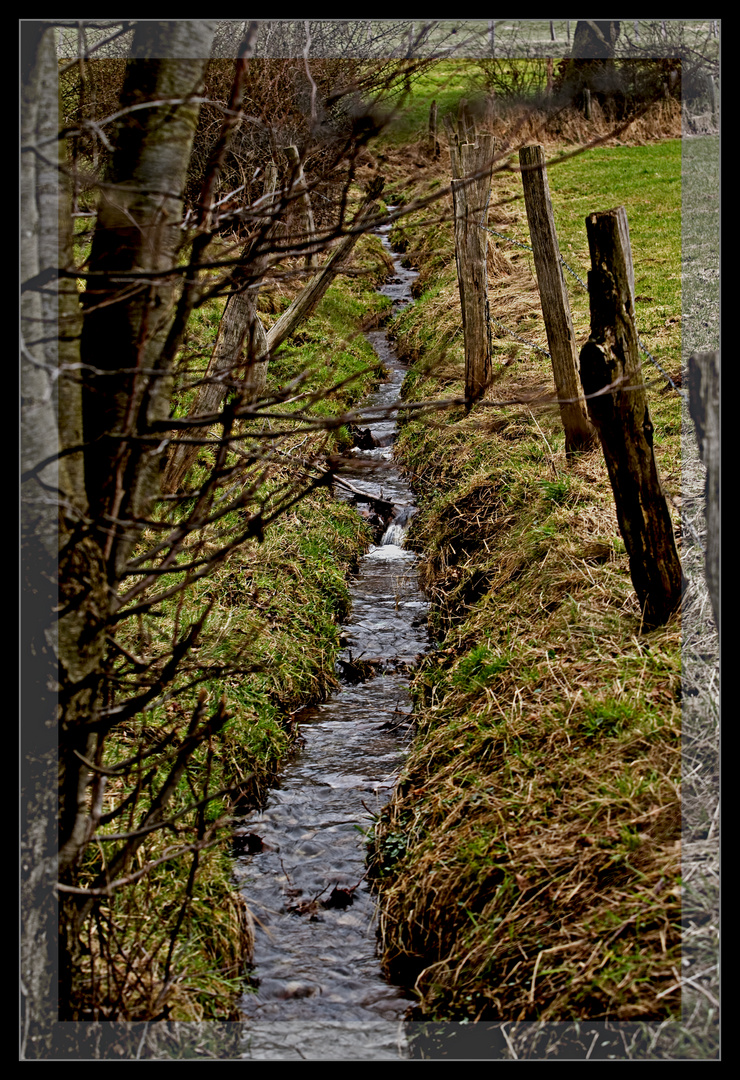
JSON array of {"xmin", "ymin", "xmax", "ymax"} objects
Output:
[
  {"xmin": 579, "ymin": 206, "xmax": 683, "ymax": 627},
  {"xmin": 450, "ymin": 133, "xmax": 495, "ymax": 404},
  {"xmin": 161, "ymin": 169, "xmax": 280, "ymax": 493},
  {"xmin": 519, "ymin": 145, "xmax": 595, "ymax": 454},
  {"xmin": 264, "ymin": 178, "xmax": 385, "ymax": 351},
  {"xmin": 282, "ymin": 144, "xmax": 319, "ymax": 270},
  {"xmin": 688, "ymin": 351, "xmax": 720, "ymax": 632}
]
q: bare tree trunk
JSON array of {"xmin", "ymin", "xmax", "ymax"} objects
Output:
[
  {"xmin": 21, "ymin": 20, "xmax": 92, "ymax": 1056},
  {"xmin": 80, "ymin": 22, "xmax": 217, "ymax": 575},
  {"xmin": 571, "ymin": 20, "xmax": 621, "ymax": 58},
  {"xmin": 562, "ymin": 21, "xmax": 622, "ymax": 108},
  {"xmin": 428, "ymin": 100, "xmax": 439, "ymax": 157},
  {"xmin": 22, "ymin": 20, "xmax": 217, "ymax": 1049}
]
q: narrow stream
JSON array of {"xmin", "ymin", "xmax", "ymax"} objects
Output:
[{"xmin": 236, "ymin": 223, "xmax": 427, "ymax": 1060}]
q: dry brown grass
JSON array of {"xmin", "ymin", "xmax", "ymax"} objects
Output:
[
  {"xmin": 371, "ymin": 411, "xmax": 683, "ymax": 1022},
  {"xmin": 367, "ymin": 111, "xmax": 687, "ymax": 1027}
]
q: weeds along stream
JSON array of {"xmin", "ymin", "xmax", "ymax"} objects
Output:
[{"xmin": 235, "ymin": 222, "xmax": 428, "ymax": 1060}]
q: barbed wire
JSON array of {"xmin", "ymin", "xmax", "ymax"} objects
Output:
[
  {"xmin": 479, "ymin": 223, "xmax": 687, "ymax": 398},
  {"xmin": 489, "ymin": 312, "xmax": 551, "ymax": 358}
]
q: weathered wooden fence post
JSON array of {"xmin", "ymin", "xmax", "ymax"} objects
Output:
[
  {"xmin": 708, "ymin": 75, "xmax": 718, "ymax": 125},
  {"xmin": 457, "ymin": 98, "xmax": 476, "ymax": 144},
  {"xmin": 519, "ymin": 144, "xmax": 596, "ymax": 454},
  {"xmin": 688, "ymin": 351, "xmax": 720, "ymax": 632},
  {"xmin": 579, "ymin": 206, "xmax": 683, "ymax": 627},
  {"xmin": 282, "ymin": 144, "xmax": 319, "ymax": 271},
  {"xmin": 583, "ymin": 87, "xmax": 592, "ymax": 120},
  {"xmin": 449, "ymin": 128, "xmax": 495, "ymax": 404},
  {"xmin": 428, "ymin": 99, "xmax": 439, "ymax": 157}
]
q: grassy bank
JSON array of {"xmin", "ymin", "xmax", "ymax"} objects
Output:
[
  {"xmin": 368, "ymin": 132, "xmax": 685, "ymax": 1023},
  {"xmin": 71, "ymin": 232, "xmax": 393, "ymax": 1021}
]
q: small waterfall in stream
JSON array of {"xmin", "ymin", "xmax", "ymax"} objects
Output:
[{"xmin": 236, "ymin": 218, "xmax": 425, "ymax": 1060}]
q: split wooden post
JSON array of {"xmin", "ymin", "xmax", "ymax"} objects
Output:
[
  {"xmin": 519, "ymin": 144, "xmax": 595, "ymax": 454},
  {"xmin": 282, "ymin": 144, "xmax": 319, "ymax": 271},
  {"xmin": 688, "ymin": 351, "xmax": 720, "ymax": 632},
  {"xmin": 449, "ymin": 130, "xmax": 495, "ymax": 404},
  {"xmin": 579, "ymin": 206, "xmax": 683, "ymax": 627}
]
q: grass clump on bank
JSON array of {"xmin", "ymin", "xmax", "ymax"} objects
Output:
[{"xmin": 368, "ymin": 127, "xmax": 684, "ymax": 1023}]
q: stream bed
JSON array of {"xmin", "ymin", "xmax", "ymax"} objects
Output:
[{"xmin": 236, "ymin": 223, "xmax": 427, "ymax": 1059}]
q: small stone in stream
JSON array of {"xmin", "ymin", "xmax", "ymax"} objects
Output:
[
  {"xmin": 232, "ymin": 831, "xmax": 265, "ymax": 855},
  {"xmin": 323, "ymin": 885, "xmax": 355, "ymax": 910},
  {"xmin": 348, "ymin": 423, "xmax": 379, "ymax": 450}
]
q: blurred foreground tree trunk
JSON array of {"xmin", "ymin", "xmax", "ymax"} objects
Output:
[{"xmin": 21, "ymin": 19, "xmax": 217, "ymax": 1052}]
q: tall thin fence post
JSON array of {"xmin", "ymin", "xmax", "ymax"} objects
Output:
[
  {"xmin": 428, "ymin": 99, "xmax": 439, "ymax": 157},
  {"xmin": 449, "ymin": 128, "xmax": 495, "ymax": 404},
  {"xmin": 457, "ymin": 98, "xmax": 475, "ymax": 144},
  {"xmin": 708, "ymin": 74, "xmax": 718, "ymax": 125},
  {"xmin": 519, "ymin": 144, "xmax": 595, "ymax": 454},
  {"xmin": 282, "ymin": 144, "xmax": 319, "ymax": 271},
  {"xmin": 688, "ymin": 351, "xmax": 720, "ymax": 632},
  {"xmin": 583, "ymin": 87, "xmax": 592, "ymax": 120},
  {"xmin": 579, "ymin": 206, "xmax": 683, "ymax": 627}
]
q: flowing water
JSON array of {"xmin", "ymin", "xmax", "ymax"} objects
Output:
[{"xmin": 236, "ymin": 223, "xmax": 427, "ymax": 1060}]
